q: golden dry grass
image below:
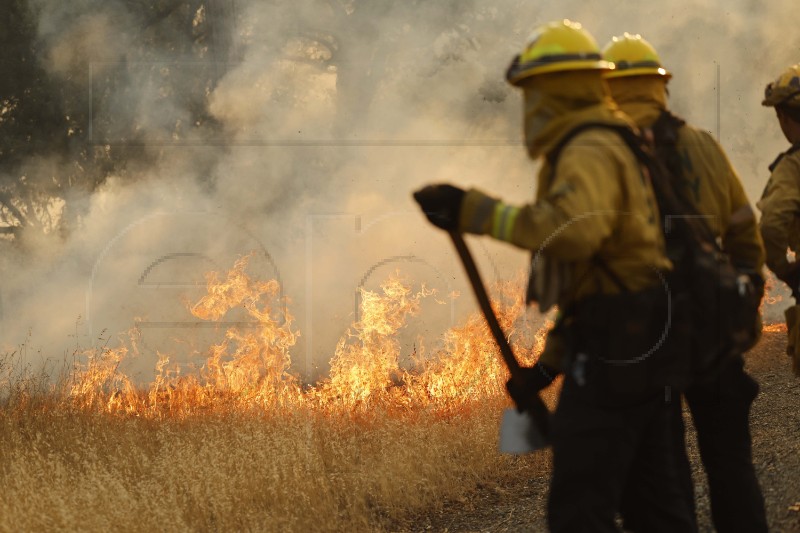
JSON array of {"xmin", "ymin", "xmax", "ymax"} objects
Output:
[
  {"xmin": 0, "ymin": 262, "xmax": 550, "ymax": 532},
  {"xmin": 1, "ymin": 258, "xmax": 785, "ymax": 531},
  {"xmin": 0, "ymin": 393, "xmax": 525, "ymax": 532}
]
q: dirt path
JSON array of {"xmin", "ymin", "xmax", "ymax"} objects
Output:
[{"xmin": 400, "ymin": 330, "xmax": 800, "ymax": 532}]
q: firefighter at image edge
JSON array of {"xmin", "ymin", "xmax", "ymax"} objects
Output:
[
  {"xmin": 414, "ymin": 20, "xmax": 696, "ymax": 532},
  {"xmin": 758, "ymin": 63, "xmax": 800, "ymax": 378},
  {"xmin": 600, "ymin": 33, "xmax": 768, "ymax": 533}
]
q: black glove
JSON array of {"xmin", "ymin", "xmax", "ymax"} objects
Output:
[
  {"xmin": 412, "ymin": 184, "xmax": 465, "ymax": 231},
  {"xmin": 506, "ymin": 363, "xmax": 558, "ymax": 412}
]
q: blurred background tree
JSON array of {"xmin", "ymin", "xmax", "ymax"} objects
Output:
[
  {"xmin": 0, "ymin": 0, "xmax": 510, "ymax": 249},
  {"xmin": 0, "ymin": 0, "xmax": 238, "ymax": 247}
]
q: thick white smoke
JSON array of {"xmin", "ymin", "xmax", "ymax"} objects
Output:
[{"xmin": 2, "ymin": 0, "xmax": 797, "ymax": 379}]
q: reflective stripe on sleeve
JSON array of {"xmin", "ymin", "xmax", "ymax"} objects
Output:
[{"xmin": 491, "ymin": 203, "xmax": 521, "ymax": 242}]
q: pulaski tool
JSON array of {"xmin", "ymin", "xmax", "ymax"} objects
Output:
[{"xmin": 448, "ymin": 230, "xmax": 550, "ymax": 452}]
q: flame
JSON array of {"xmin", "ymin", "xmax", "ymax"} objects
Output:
[
  {"xmin": 66, "ymin": 256, "xmax": 545, "ymax": 419},
  {"xmin": 761, "ymin": 271, "xmax": 784, "ymax": 310},
  {"xmin": 762, "ymin": 323, "xmax": 788, "ymax": 333},
  {"xmin": 313, "ymin": 277, "xmax": 431, "ymax": 410},
  {"xmin": 73, "ymin": 250, "xmax": 800, "ymax": 418}
]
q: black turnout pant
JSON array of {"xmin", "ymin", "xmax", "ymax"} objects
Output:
[
  {"xmin": 679, "ymin": 356, "xmax": 768, "ymax": 533},
  {"xmin": 547, "ymin": 370, "xmax": 697, "ymax": 533}
]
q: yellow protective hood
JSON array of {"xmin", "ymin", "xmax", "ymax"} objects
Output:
[
  {"xmin": 606, "ymin": 75, "xmax": 669, "ymax": 128},
  {"xmin": 523, "ymin": 70, "xmax": 630, "ymax": 159}
]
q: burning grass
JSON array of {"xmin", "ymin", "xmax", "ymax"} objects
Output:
[{"xmin": 0, "ymin": 255, "xmax": 552, "ymax": 531}]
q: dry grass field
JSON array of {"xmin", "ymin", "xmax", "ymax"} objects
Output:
[
  {"xmin": 5, "ymin": 257, "xmax": 794, "ymax": 532},
  {"xmin": 0, "ymin": 257, "xmax": 550, "ymax": 532},
  {"xmin": 0, "ymin": 402, "xmax": 518, "ymax": 531}
]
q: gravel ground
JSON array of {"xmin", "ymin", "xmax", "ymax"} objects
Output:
[{"xmin": 399, "ymin": 330, "xmax": 800, "ymax": 532}]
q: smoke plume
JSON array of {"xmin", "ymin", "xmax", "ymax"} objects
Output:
[{"xmin": 2, "ymin": 0, "xmax": 796, "ymax": 379}]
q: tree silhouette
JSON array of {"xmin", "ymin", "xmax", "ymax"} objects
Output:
[
  {"xmin": 0, "ymin": 0, "xmax": 236, "ymax": 246},
  {"xmin": 0, "ymin": 0, "xmax": 515, "ymax": 249}
]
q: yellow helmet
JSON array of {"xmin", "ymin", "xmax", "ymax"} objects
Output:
[
  {"xmin": 506, "ymin": 19, "xmax": 611, "ymax": 86},
  {"xmin": 602, "ymin": 33, "xmax": 671, "ymax": 79},
  {"xmin": 762, "ymin": 64, "xmax": 800, "ymax": 108}
]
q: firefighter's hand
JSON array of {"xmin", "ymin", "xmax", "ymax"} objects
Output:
[
  {"xmin": 506, "ymin": 363, "xmax": 558, "ymax": 412},
  {"xmin": 413, "ymin": 184, "xmax": 465, "ymax": 231}
]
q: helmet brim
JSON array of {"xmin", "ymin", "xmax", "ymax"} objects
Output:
[
  {"xmin": 763, "ymin": 88, "xmax": 800, "ymax": 108},
  {"xmin": 604, "ymin": 67, "xmax": 671, "ymax": 80},
  {"xmin": 508, "ymin": 60, "xmax": 613, "ymax": 86}
]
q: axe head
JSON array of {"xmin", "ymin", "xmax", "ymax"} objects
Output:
[{"xmin": 499, "ymin": 408, "xmax": 548, "ymax": 454}]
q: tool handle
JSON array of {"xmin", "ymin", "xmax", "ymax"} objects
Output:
[
  {"xmin": 448, "ymin": 231, "xmax": 550, "ymax": 437},
  {"xmin": 449, "ymin": 230, "xmax": 521, "ymax": 375}
]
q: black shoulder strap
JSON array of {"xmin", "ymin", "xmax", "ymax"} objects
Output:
[
  {"xmin": 546, "ymin": 121, "xmax": 638, "ymax": 167},
  {"xmin": 651, "ymin": 110, "xmax": 686, "ymax": 144},
  {"xmin": 560, "ymin": 119, "xmax": 718, "ymax": 245},
  {"xmin": 544, "ymin": 122, "xmax": 652, "ymax": 295},
  {"xmin": 544, "ymin": 120, "xmax": 720, "ymax": 274},
  {"xmin": 651, "ymin": 111, "xmax": 687, "ymax": 185},
  {"xmin": 545, "ymin": 122, "xmax": 662, "ymax": 217}
]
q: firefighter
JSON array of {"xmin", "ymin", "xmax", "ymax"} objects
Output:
[
  {"xmin": 601, "ymin": 33, "xmax": 768, "ymax": 533},
  {"xmin": 413, "ymin": 20, "xmax": 695, "ymax": 533},
  {"xmin": 758, "ymin": 64, "xmax": 800, "ymax": 376}
]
